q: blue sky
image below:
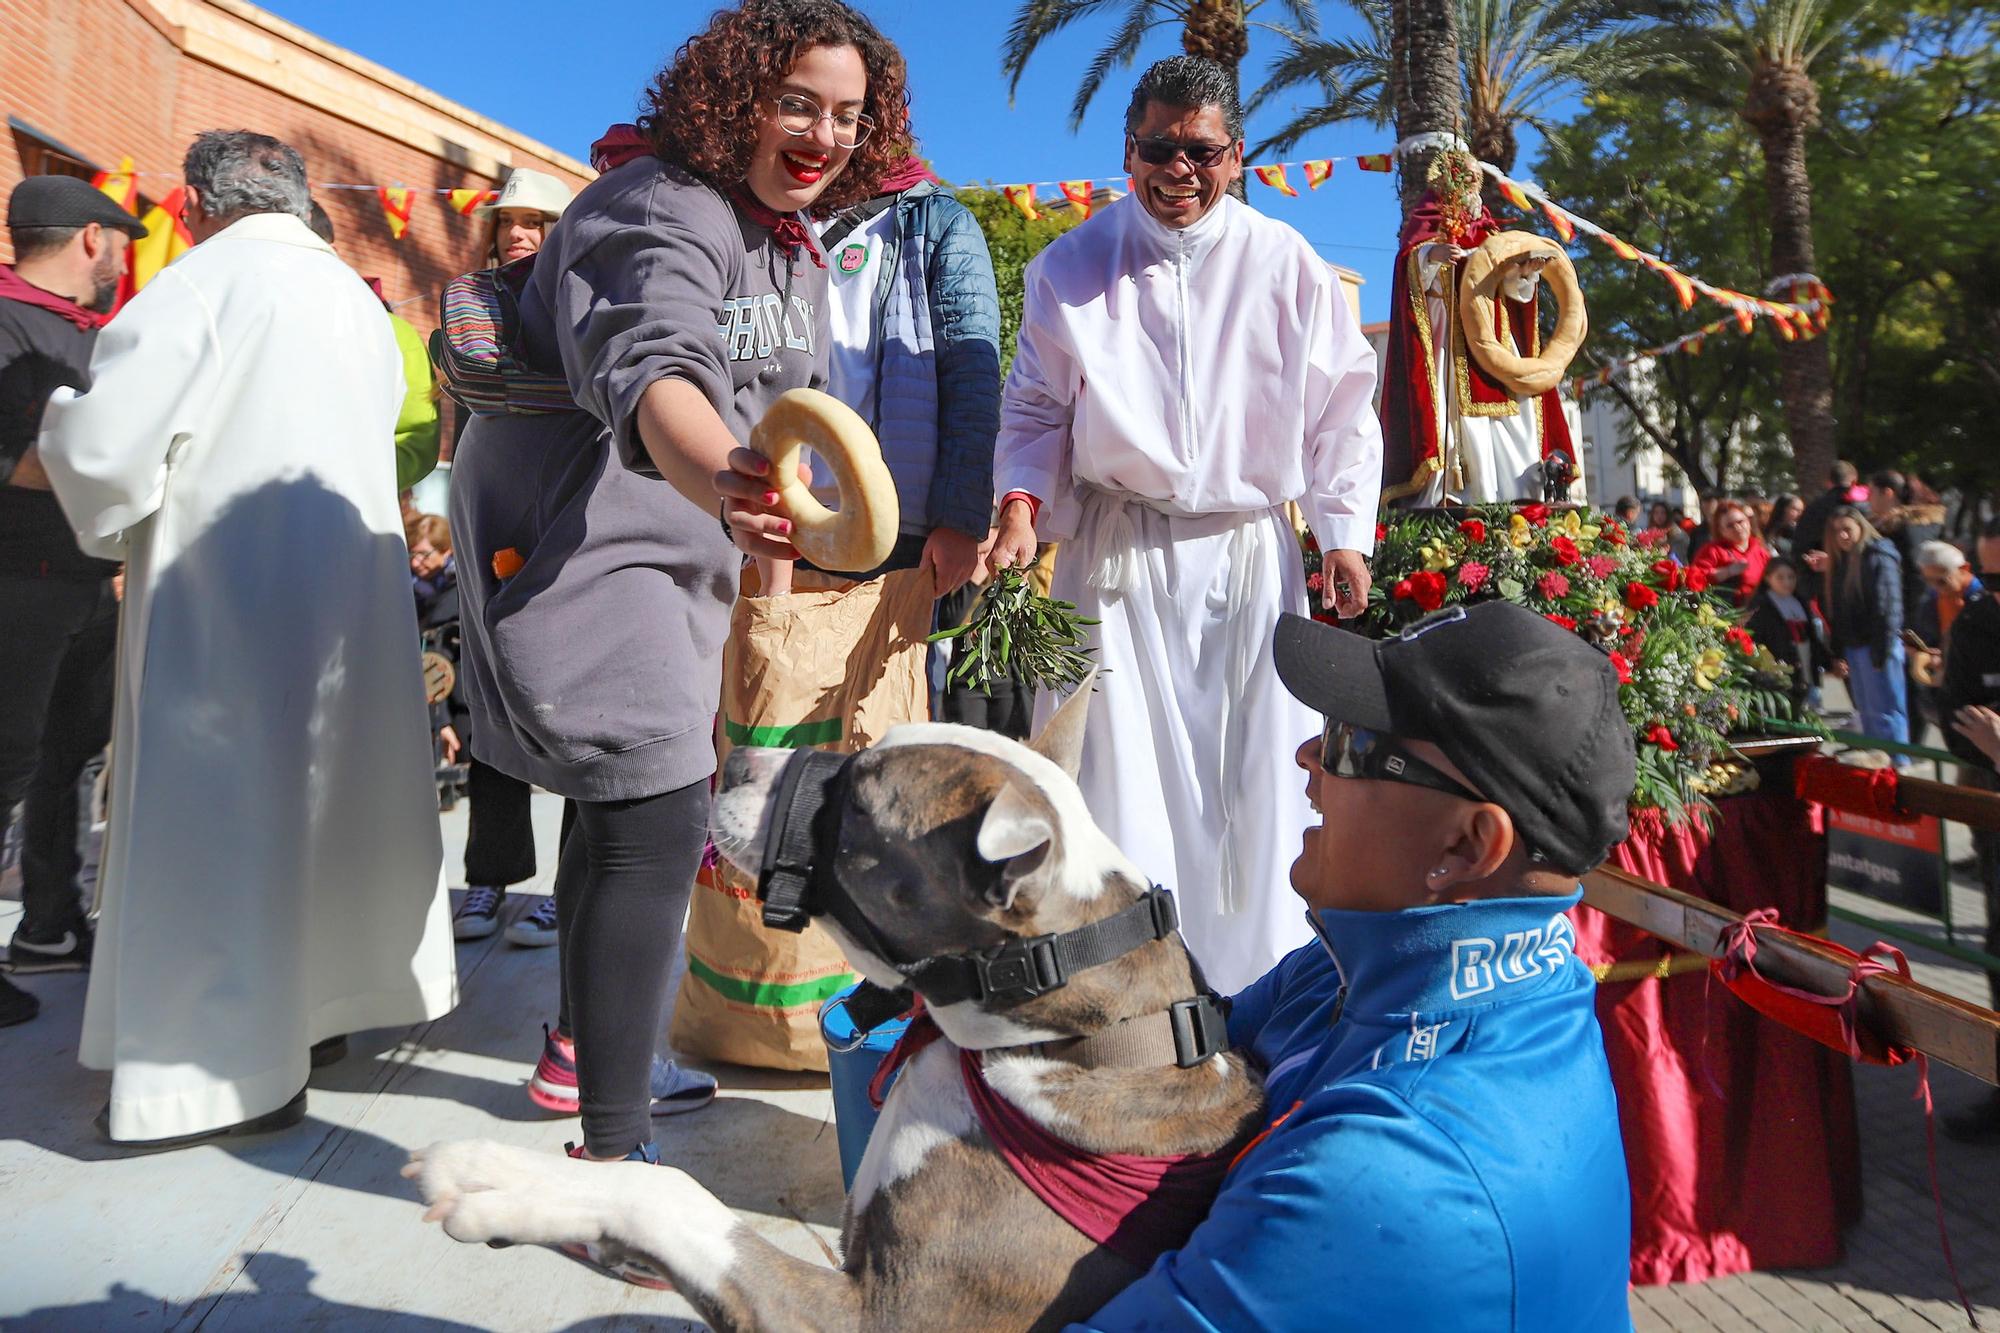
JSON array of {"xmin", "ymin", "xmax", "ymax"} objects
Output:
[{"xmin": 261, "ymin": 1, "xmax": 1478, "ymax": 322}]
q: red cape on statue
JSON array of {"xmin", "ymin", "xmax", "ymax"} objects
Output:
[{"xmin": 1380, "ymin": 193, "xmax": 1574, "ymax": 505}]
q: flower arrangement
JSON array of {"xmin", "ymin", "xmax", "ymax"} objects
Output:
[{"xmin": 1326, "ymin": 504, "xmax": 1815, "ymax": 820}]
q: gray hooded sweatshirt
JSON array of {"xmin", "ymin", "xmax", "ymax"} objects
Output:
[{"xmin": 449, "ymin": 157, "xmax": 828, "ymax": 800}]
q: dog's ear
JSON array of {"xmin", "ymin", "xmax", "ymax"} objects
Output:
[
  {"xmin": 1026, "ymin": 669, "xmax": 1096, "ymax": 781},
  {"xmin": 976, "ymin": 775, "xmax": 1056, "ymax": 910}
]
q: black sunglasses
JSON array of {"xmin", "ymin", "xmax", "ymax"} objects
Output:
[
  {"xmin": 1319, "ymin": 720, "xmax": 1484, "ymax": 804},
  {"xmin": 1128, "ymin": 134, "xmax": 1236, "ymax": 169}
]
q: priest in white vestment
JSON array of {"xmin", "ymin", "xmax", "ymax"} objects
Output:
[
  {"xmin": 989, "ymin": 58, "xmax": 1383, "ymax": 991},
  {"xmin": 37, "ymin": 132, "xmax": 455, "ymax": 1146}
]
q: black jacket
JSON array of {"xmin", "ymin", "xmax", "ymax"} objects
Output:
[
  {"xmin": 1824, "ymin": 539, "xmax": 1903, "ymax": 662},
  {"xmin": 0, "ymin": 290, "xmax": 115, "ymax": 580},
  {"xmin": 1791, "ymin": 485, "xmax": 1850, "ymax": 558},
  {"xmin": 1941, "ymin": 582, "xmax": 2000, "ymax": 768},
  {"xmin": 1745, "ymin": 590, "xmax": 1830, "ymax": 698}
]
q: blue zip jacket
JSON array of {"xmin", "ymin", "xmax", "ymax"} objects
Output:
[
  {"xmin": 865, "ymin": 183, "xmax": 1002, "ymax": 540},
  {"xmin": 1075, "ymin": 892, "xmax": 1633, "ymax": 1332}
]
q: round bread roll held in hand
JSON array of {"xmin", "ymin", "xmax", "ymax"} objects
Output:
[
  {"xmin": 749, "ymin": 388, "xmax": 900, "ymax": 573},
  {"xmin": 1458, "ymin": 230, "xmax": 1588, "ymax": 398}
]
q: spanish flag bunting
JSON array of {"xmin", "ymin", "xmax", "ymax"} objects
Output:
[
  {"xmin": 378, "ymin": 186, "xmax": 415, "ymax": 240},
  {"xmin": 1253, "ymin": 165, "xmax": 1298, "ymax": 198},
  {"xmin": 1059, "ymin": 180, "xmax": 1095, "ymax": 219},
  {"xmin": 1498, "ymin": 179, "xmax": 1532, "ymax": 213},
  {"xmin": 1302, "ymin": 160, "xmax": 1333, "ymax": 190},
  {"xmin": 1685, "ymin": 333, "xmax": 1705, "ymax": 357},
  {"xmin": 1732, "ymin": 306, "xmax": 1756, "ymax": 334},
  {"xmin": 1003, "ymin": 184, "xmax": 1041, "ymax": 222},
  {"xmin": 1643, "ymin": 256, "xmax": 1698, "ymax": 311},
  {"xmin": 128, "ymin": 186, "xmax": 193, "ymax": 293},
  {"xmin": 1540, "ymin": 200, "xmax": 1574, "ymax": 243},
  {"xmin": 1602, "ymin": 232, "xmax": 1640, "ymax": 262},
  {"xmin": 448, "ymin": 188, "xmax": 498, "ymax": 216},
  {"xmin": 91, "ymin": 156, "xmax": 140, "ymax": 215},
  {"xmin": 1356, "ymin": 153, "xmax": 1394, "ymax": 172},
  {"xmin": 1772, "ymin": 314, "xmax": 1799, "ymax": 342}
]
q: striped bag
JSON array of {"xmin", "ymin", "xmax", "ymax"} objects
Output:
[{"xmin": 427, "ymin": 255, "xmax": 573, "ymax": 416}]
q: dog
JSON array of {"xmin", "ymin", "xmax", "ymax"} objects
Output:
[{"xmin": 407, "ymin": 685, "xmax": 1267, "ymax": 1331}]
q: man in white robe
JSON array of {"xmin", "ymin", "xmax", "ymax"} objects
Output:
[
  {"xmin": 988, "ymin": 58, "xmax": 1383, "ymax": 991},
  {"xmin": 38, "ymin": 131, "xmax": 455, "ymax": 1146}
]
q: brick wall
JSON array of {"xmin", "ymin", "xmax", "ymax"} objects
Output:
[{"xmin": 0, "ymin": 0, "xmax": 592, "ymax": 344}]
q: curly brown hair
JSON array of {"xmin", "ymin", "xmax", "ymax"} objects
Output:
[{"xmin": 641, "ymin": 0, "xmax": 913, "ymax": 214}]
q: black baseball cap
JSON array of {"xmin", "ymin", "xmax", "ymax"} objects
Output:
[
  {"xmin": 1274, "ymin": 602, "xmax": 1634, "ymax": 875},
  {"xmin": 7, "ymin": 176, "xmax": 150, "ymax": 238}
]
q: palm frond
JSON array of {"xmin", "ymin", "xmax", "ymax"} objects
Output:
[
  {"xmin": 1068, "ymin": 4, "xmax": 1168, "ymax": 131},
  {"xmin": 1002, "ymin": 0, "xmax": 1136, "ymax": 102}
]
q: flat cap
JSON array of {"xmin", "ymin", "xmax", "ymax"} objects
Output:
[{"xmin": 8, "ymin": 175, "xmax": 150, "ymax": 237}]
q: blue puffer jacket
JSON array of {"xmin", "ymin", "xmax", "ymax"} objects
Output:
[
  {"xmin": 1075, "ymin": 892, "xmax": 1634, "ymax": 1333},
  {"xmin": 864, "ymin": 183, "xmax": 1002, "ymax": 539}
]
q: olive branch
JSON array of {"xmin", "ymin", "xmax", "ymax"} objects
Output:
[{"xmin": 927, "ymin": 566, "xmax": 1100, "ymax": 691}]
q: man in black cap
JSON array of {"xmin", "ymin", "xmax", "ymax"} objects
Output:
[
  {"xmin": 0, "ymin": 176, "xmax": 147, "ymax": 1025},
  {"xmin": 1082, "ymin": 602, "xmax": 1636, "ymax": 1331}
]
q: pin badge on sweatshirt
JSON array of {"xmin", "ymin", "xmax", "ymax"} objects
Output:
[{"xmin": 838, "ymin": 243, "xmax": 867, "ymax": 274}]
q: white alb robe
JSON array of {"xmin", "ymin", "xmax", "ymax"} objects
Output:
[
  {"xmin": 38, "ymin": 212, "xmax": 456, "ymax": 1142},
  {"xmin": 996, "ymin": 194, "xmax": 1383, "ymax": 992}
]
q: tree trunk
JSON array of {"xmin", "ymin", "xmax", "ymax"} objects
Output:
[
  {"xmin": 1744, "ymin": 59, "xmax": 1837, "ymax": 493},
  {"xmin": 1468, "ymin": 105, "xmax": 1516, "ymax": 220},
  {"xmin": 1392, "ymin": 0, "xmax": 1465, "ymax": 213}
]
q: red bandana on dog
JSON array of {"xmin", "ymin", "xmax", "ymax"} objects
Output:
[{"xmin": 871, "ymin": 1005, "xmax": 1234, "ymax": 1267}]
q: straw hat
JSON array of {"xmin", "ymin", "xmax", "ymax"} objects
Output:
[{"xmin": 475, "ymin": 169, "xmax": 573, "ymax": 221}]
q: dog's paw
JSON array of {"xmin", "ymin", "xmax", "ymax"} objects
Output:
[{"xmin": 404, "ymin": 1140, "xmax": 618, "ymax": 1249}]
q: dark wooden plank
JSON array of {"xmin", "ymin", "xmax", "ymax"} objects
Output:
[{"xmin": 1581, "ymin": 866, "xmax": 2000, "ymax": 1086}]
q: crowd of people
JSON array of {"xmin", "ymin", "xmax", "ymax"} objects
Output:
[{"xmin": 1, "ymin": 0, "xmax": 1994, "ymax": 1321}]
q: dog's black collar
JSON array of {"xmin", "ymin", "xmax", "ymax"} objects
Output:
[{"xmin": 904, "ymin": 886, "xmax": 1184, "ymax": 1007}]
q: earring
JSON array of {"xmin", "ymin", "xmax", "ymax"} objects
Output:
[{"xmin": 1428, "ymin": 867, "xmax": 1449, "ymax": 881}]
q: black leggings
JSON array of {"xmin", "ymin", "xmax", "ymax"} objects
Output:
[{"xmin": 551, "ymin": 780, "xmax": 706, "ymax": 1157}]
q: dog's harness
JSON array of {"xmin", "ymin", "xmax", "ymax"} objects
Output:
[{"xmin": 758, "ymin": 747, "xmax": 1230, "ymax": 1070}]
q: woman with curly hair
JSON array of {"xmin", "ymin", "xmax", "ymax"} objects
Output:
[{"xmin": 445, "ymin": 0, "xmax": 910, "ymax": 1258}]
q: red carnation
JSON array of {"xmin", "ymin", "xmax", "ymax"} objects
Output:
[
  {"xmin": 1625, "ymin": 581, "xmax": 1660, "ymax": 611},
  {"xmin": 1684, "ymin": 566, "xmax": 1710, "ymax": 594},
  {"xmin": 1537, "ymin": 571, "xmax": 1571, "ymax": 600},
  {"xmin": 1544, "ymin": 613, "xmax": 1578, "ymax": 630},
  {"xmin": 1404, "ymin": 570, "xmax": 1448, "ymax": 611},
  {"xmin": 1601, "ymin": 520, "xmax": 1626, "ymax": 546},
  {"xmin": 1375, "ymin": 523, "xmax": 1388, "ymax": 544},
  {"xmin": 1586, "ymin": 555, "xmax": 1619, "ymax": 580},
  {"xmin": 1550, "ymin": 535, "xmax": 1580, "ymax": 567},
  {"xmin": 1645, "ymin": 724, "xmax": 1679, "ymax": 752},
  {"xmin": 1520, "ymin": 503, "xmax": 1551, "ymax": 527},
  {"xmin": 1650, "ymin": 559, "xmax": 1682, "ymax": 593},
  {"xmin": 1306, "ymin": 571, "xmax": 1325, "ymax": 593},
  {"xmin": 1726, "ymin": 626, "xmax": 1756, "ymax": 655},
  {"xmin": 1459, "ymin": 518, "xmax": 1487, "ymax": 544},
  {"xmin": 1609, "ymin": 651, "xmax": 1633, "ymax": 684}
]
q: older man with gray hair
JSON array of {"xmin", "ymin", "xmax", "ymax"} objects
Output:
[{"xmin": 37, "ymin": 130, "xmax": 456, "ymax": 1147}]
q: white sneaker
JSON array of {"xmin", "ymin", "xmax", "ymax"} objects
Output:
[{"xmin": 504, "ymin": 895, "xmax": 560, "ymax": 947}]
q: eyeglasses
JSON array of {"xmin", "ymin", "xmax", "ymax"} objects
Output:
[
  {"xmin": 1319, "ymin": 720, "xmax": 1484, "ymax": 805},
  {"xmin": 1129, "ymin": 135, "xmax": 1236, "ymax": 169},
  {"xmin": 773, "ymin": 93, "xmax": 875, "ymax": 148}
]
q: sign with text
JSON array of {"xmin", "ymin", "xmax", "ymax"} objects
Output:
[{"xmin": 1826, "ymin": 808, "xmax": 1943, "ymax": 917}]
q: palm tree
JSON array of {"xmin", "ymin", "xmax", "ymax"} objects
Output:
[
  {"xmin": 1252, "ymin": 0, "xmax": 1680, "ymax": 204},
  {"xmin": 1002, "ymin": 0, "xmax": 1321, "ymax": 131},
  {"xmin": 1625, "ymin": 0, "xmax": 1874, "ymax": 492}
]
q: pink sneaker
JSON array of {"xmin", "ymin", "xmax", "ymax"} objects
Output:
[
  {"xmin": 558, "ymin": 1141, "xmax": 673, "ymax": 1289},
  {"xmin": 528, "ymin": 1024, "xmax": 578, "ymax": 1114}
]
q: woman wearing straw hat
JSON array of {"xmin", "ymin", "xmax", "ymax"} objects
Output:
[
  {"xmin": 448, "ymin": 167, "xmax": 576, "ymax": 950},
  {"xmin": 475, "ymin": 169, "xmax": 573, "ymax": 268}
]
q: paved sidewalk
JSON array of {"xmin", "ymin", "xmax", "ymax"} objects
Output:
[{"xmin": 1, "ymin": 791, "xmax": 1996, "ymax": 1330}]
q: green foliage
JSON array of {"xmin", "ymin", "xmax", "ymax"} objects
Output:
[
  {"xmin": 928, "ymin": 566, "xmax": 1100, "ymax": 690},
  {"xmin": 1539, "ymin": 0, "xmax": 2000, "ymax": 498},
  {"xmin": 956, "ymin": 187, "xmax": 1088, "ymax": 379}
]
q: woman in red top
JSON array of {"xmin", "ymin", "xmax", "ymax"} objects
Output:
[{"xmin": 1691, "ymin": 499, "xmax": 1769, "ymax": 606}]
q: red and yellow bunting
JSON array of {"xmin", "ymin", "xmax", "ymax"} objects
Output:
[
  {"xmin": 1003, "ymin": 183, "xmax": 1041, "ymax": 221},
  {"xmin": 92, "ymin": 156, "xmax": 140, "ymax": 215},
  {"xmin": 378, "ymin": 186, "xmax": 415, "ymax": 240},
  {"xmin": 1498, "ymin": 179, "xmax": 1533, "ymax": 213},
  {"xmin": 1356, "ymin": 153, "xmax": 1395, "ymax": 172},
  {"xmin": 1253, "ymin": 164, "xmax": 1298, "ymax": 198},
  {"xmin": 1059, "ymin": 179, "xmax": 1095, "ymax": 219},
  {"xmin": 1540, "ymin": 201, "xmax": 1575, "ymax": 243},
  {"xmin": 448, "ymin": 187, "xmax": 498, "ymax": 217},
  {"xmin": 1643, "ymin": 256, "xmax": 1698, "ymax": 310},
  {"xmin": 1302, "ymin": 159, "xmax": 1333, "ymax": 190}
]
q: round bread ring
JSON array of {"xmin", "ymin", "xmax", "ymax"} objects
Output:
[
  {"xmin": 749, "ymin": 387, "xmax": 900, "ymax": 573},
  {"xmin": 1459, "ymin": 230, "xmax": 1587, "ymax": 398}
]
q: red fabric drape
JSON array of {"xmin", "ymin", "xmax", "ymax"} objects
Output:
[{"xmin": 1570, "ymin": 785, "xmax": 1862, "ymax": 1285}]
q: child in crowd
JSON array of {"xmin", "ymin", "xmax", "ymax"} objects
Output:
[{"xmin": 1745, "ymin": 556, "xmax": 1831, "ymax": 711}]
